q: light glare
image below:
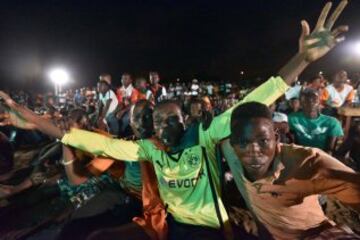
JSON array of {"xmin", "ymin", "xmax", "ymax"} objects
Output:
[{"xmin": 49, "ymin": 68, "xmax": 69, "ymax": 85}]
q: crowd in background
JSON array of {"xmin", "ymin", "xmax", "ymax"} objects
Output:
[{"xmin": 1, "ymin": 69, "xmax": 360, "ymax": 239}]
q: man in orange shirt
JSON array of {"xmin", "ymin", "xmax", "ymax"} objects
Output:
[{"xmin": 224, "ymin": 101, "xmax": 360, "ymax": 239}]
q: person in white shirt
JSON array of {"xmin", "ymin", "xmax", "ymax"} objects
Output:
[
  {"xmin": 149, "ymin": 71, "xmax": 167, "ymax": 103},
  {"xmin": 191, "ymin": 79, "xmax": 200, "ymax": 96},
  {"xmin": 321, "ymin": 70, "xmax": 354, "ymax": 116},
  {"xmin": 97, "ymin": 73, "xmax": 119, "ymax": 135}
]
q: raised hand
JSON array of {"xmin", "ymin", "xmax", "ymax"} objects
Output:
[
  {"xmin": 299, "ymin": 0, "xmax": 348, "ymax": 62},
  {"xmin": 0, "ymin": 111, "xmax": 37, "ymax": 130},
  {"xmin": 0, "ymin": 91, "xmax": 15, "ymax": 107}
]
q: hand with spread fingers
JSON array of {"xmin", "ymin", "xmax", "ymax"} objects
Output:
[
  {"xmin": 0, "ymin": 111, "xmax": 37, "ymax": 130},
  {"xmin": 0, "ymin": 91, "xmax": 37, "ymax": 130},
  {"xmin": 299, "ymin": 0, "xmax": 349, "ymax": 62}
]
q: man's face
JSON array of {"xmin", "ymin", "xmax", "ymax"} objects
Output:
[
  {"xmin": 300, "ymin": 93, "xmax": 319, "ymax": 117},
  {"xmin": 290, "ymin": 99, "xmax": 300, "ymax": 112},
  {"xmin": 130, "ymin": 103, "xmax": 154, "ymax": 139},
  {"xmin": 311, "ymin": 78, "xmax": 322, "ymax": 89},
  {"xmin": 231, "ymin": 118, "xmax": 277, "ymax": 181},
  {"xmin": 333, "ymin": 71, "xmax": 347, "ymax": 88},
  {"xmin": 136, "ymin": 80, "xmax": 147, "ymax": 90},
  {"xmin": 149, "ymin": 73, "xmax": 160, "ymax": 85},
  {"xmin": 153, "ymin": 104, "xmax": 185, "ymax": 147},
  {"xmin": 190, "ymin": 102, "xmax": 203, "ymax": 120},
  {"xmin": 121, "ymin": 74, "xmax": 132, "ymax": 87},
  {"xmin": 99, "ymin": 82, "xmax": 108, "ymax": 94}
]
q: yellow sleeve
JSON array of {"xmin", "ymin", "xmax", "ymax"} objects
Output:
[
  {"xmin": 201, "ymin": 76, "xmax": 289, "ymax": 144},
  {"xmin": 61, "ymin": 128, "xmax": 143, "ymax": 161}
]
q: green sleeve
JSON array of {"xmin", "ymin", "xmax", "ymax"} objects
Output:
[
  {"xmin": 329, "ymin": 118, "xmax": 344, "ymax": 137},
  {"xmin": 201, "ymin": 76, "xmax": 289, "ymax": 144},
  {"xmin": 61, "ymin": 128, "xmax": 144, "ymax": 161}
]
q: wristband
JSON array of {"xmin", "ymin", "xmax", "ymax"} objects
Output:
[{"xmin": 60, "ymin": 159, "xmax": 75, "ymax": 166}]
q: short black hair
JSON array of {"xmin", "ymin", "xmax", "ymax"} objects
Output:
[
  {"xmin": 230, "ymin": 102, "xmax": 272, "ymax": 145},
  {"xmin": 300, "ymin": 88, "xmax": 319, "ymax": 99},
  {"xmin": 307, "ymin": 76, "xmax": 321, "ymax": 84},
  {"xmin": 69, "ymin": 108, "xmax": 88, "ymax": 124},
  {"xmin": 153, "ymin": 99, "xmax": 181, "ymax": 113}
]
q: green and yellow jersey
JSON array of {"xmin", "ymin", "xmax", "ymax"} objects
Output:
[{"xmin": 61, "ymin": 76, "xmax": 288, "ymax": 236}]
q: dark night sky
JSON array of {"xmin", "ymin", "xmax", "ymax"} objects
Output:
[{"xmin": 0, "ymin": 0, "xmax": 359, "ymax": 91}]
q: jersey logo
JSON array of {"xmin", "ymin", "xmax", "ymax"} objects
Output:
[
  {"xmin": 186, "ymin": 154, "xmax": 200, "ymax": 168},
  {"xmin": 159, "ymin": 169, "xmax": 205, "ymax": 189},
  {"xmin": 294, "ymin": 124, "xmax": 328, "ymax": 139}
]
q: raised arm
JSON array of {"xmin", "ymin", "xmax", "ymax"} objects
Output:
[
  {"xmin": 201, "ymin": 0, "xmax": 349, "ymax": 143},
  {"xmin": 311, "ymin": 152, "xmax": 360, "ymax": 213},
  {"xmin": 0, "ymin": 91, "xmax": 64, "ymax": 139},
  {"xmin": 279, "ymin": 1, "xmax": 348, "ymax": 85}
]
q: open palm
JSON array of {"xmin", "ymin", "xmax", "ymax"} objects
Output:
[{"xmin": 299, "ymin": 0, "xmax": 348, "ymax": 62}]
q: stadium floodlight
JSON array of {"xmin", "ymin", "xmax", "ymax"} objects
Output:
[
  {"xmin": 48, "ymin": 68, "xmax": 70, "ymax": 96},
  {"xmin": 49, "ymin": 68, "xmax": 69, "ymax": 86},
  {"xmin": 355, "ymin": 42, "xmax": 360, "ymax": 56}
]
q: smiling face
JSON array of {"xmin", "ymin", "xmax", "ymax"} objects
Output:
[
  {"xmin": 231, "ymin": 117, "xmax": 278, "ymax": 181},
  {"xmin": 153, "ymin": 102, "xmax": 185, "ymax": 147}
]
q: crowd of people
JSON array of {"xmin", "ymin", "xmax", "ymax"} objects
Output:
[{"xmin": 1, "ymin": 1, "xmax": 360, "ymax": 239}]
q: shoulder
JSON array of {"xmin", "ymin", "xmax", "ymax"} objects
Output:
[
  {"xmin": 319, "ymin": 114, "xmax": 340, "ymax": 125},
  {"xmin": 288, "ymin": 112, "xmax": 302, "ymax": 122},
  {"xmin": 345, "ymin": 84, "xmax": 354, "ymax": 90},
  {"xmin": 280, "ymin": 144, "xmax": 352, "ymax": 178}
]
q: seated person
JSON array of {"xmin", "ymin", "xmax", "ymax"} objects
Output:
[
  {"xmin": 134, "ymin": 78, "xmax": 154, "ymax": 103},
  {"xmin": 289, "ymin": 88, "xmax": 343, "ymax": 153},
  {"xmin": 223, "ymin": 101, "xmax": 360, "ymax": 239},
  {"xmin": 305, "ymin": 75, "xmax": 325, "ymax": 94},
  {"xmin": 321, "ymin": 70, "xmax": 355, "ymax": 116},
  {"xmin": 335, "ymin": 122, "xmax": 360, "ymax": 171},
  {"xmin": 185, "ymin": 98, "xmax": 213, "ymax": 129},
  {"xmin": 272, "ymin": 112, "xmax": 293, "ymax": 144}
]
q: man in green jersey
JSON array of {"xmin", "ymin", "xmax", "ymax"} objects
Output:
[
  {"xmin": 0, "ymin": 1, "xmax": 349, "ymax": 239},
  {"xmin": 289, "ymin": 88, "xmax": 343, "ymax": 153}
]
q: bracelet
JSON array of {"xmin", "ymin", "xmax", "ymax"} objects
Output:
[{"xmin": 60, "ymin": 159, "xmax": 75, "ymax": 166}]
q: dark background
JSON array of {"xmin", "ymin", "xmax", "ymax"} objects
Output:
[{"xmin": 0, "ymin": 0, "xmax": 359, "ymax": 91}]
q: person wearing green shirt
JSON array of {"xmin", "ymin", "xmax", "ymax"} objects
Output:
[
  {"xmin": 289, "ymin": 88, "xmax": 344, "ymax": 153},
  {"xmin": 0, "ymin": 1, "xmax": 350, "ymax": 239}
]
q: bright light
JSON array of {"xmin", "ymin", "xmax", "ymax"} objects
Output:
[
  {"xmin": 49, "ymin": 68, "xmax": 69, "ymax": 85},
  {"xmin": 355, "ymin": 42, "xmax": 360, "ymax": 55}
]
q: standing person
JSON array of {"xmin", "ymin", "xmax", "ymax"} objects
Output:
[
  {"xmin": 321, "ymin": 70, "xmax": 354, "ymax": 116},
  {"xmin": 116, "ymin": 73, "xmax": 138, "ymax": 137},
  {"xmin": 97, "ymin": 74, "xmax": 119, "ymax": 136},
  {"xmin": 0, "ymin": 1, "xmax": 350, "ymax": 238},
  {"xmin": 175, "ymin": 82, "xmax": 183, "ymax": 98},
  {"xmin": 207, "ymin": 82, "xmax": 214, "ymax": 96},
  {"xmin": 191, "ymin": 79, "xmax": 200, "ymax": 96},
  {"xmin": 289, "ymin": 88, "xmax": 343, "ymax": 153},
  {"xmin": 116, "ymin": 73, "xmax": 138, "ymax": 107},
  {"xmin": 149, "ymin": 71, "xmax": 167, "ymax": 103}
]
